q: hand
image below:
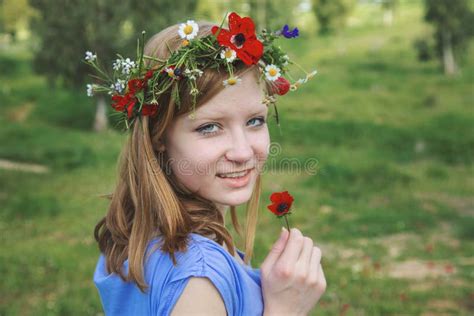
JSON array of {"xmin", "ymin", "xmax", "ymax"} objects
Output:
[{"xmin": 260, "ymin": 228, "xmax": 326, "ymax": 316}]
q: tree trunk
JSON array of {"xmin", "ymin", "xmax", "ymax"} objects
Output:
[
  {"xmin": 256, "ymin": 0, "xmax": 266, "ymax": 32},
  {"xmin": 442, "ymin": 29, "xmax": 458, "ymax": 75},
  {"xmin": 383, "ymin": 9, "xmax": 393, "ymax": 26},
  {"xmin": 93, "ymin": 95, "xmax": 108, "ymax": 132}
]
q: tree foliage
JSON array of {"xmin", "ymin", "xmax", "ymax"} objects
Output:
[
  {"xmin": 424, "ymin": 0, "xmax": 474, "ymax": 73},
  {"xmin": 28, "ymin": 0, "xmax": 199, "ymax": 89},
  {"xmin": 311, "ymin": 0, "xmax": 355, "ymax": 35},
  {"xmin": 0, "ymin": 0, "xmax": 37, "ymax": 39},
  {"xmin": 29, "ymin": 0, "xmax": 131, "ymax": 88},
  {"xmin": 128, "ymin": 0, "xmax": 198, "ymax": 40}
]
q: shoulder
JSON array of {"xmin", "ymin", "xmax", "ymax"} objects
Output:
[
  {"xmin": 170, "ymin": 277, "xmax": 226, "ymax": 316},
  {"xmin": 147, "ymin": 233, "xmax": 240, "ymax": 315},
  {"xmin": 167, "ymin": 233, "xmax": 239, "ymax": 283}
]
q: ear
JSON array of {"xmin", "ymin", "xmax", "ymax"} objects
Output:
[
  {"xmin": 157, "ymin": 142, "xmax": 166, "ymax": 152},
  {"xmin": 155, "ymin": 138, "xmax": 166, "ymax": 152}
]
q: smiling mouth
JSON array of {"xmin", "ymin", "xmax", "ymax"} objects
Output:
[{"xmin": 217, "ymin": 168, "xmax": 254, "ymax": 178}]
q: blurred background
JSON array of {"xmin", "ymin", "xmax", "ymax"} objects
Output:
[{"xmin": 0, "ymin": 0, "xmax": 473, "ymax": 315}]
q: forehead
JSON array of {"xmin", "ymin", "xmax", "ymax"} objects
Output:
[{"xmin": 187, "ymin": 70, "xmax": 268, "ymax": 121}]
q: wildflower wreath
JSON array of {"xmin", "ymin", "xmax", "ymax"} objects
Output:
[{"xmin": 85, "ymin": 12, "xmax": 317, "ymax": 130}]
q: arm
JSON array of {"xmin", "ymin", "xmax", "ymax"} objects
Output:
[{"xmin": 170, "ymin": 277, "xmax": 227, "ymax": 316}]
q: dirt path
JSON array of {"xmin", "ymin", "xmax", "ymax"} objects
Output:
[{"xmin": 0, "ymin": 159, "xmax": 49, "ymax": 173}]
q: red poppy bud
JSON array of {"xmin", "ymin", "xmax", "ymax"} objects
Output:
[
  {"xmin": 274, "ymin": 77, "xmax": 290, "ymax": 95},
  {"xmin": 144, "ymin": 70, "xmax": 154, "ymax": 80}
]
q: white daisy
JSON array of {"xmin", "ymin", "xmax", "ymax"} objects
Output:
[
  {"xmin": 164, "ymin": 67, "xmax": 176, "ymax": 78},
  {"xmin": 184, "ymin": 68, "xmax": 203, "ymax": 79},
  {"xmin": 264, "ymin": 64, "xmax": 281, "ymax": 81},
  {"xmin": 85, "ymin": 51, "xmax": 97, "ymax": 62},
  {"xmin": 194, "ymin": 69, "xmax": 203, "ymax": 77},
  {"xmin": 220, "ymin": 48, "xmax": 236, "ymax": 63},
  {"xmin": 178, "ymin": 20, "xmax": 199, "ymax": 40},
  {"xmin": 86, "ymin": 84, "xmax": 94, "ymax": 97},
  {"xmin": 223, "ymin": 76, "xmax": 242, "ymax": 87}
]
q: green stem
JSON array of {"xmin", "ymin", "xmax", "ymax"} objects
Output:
[
  {"xmin": 284, "ymin": 215, "xmax": 290, "ymax": 232},
  {"xmin": 290, "ymin": 60, "xmax": 309, "ymax": 76}
]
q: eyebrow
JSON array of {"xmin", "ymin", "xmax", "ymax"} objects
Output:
[{"xmin": 193, "ymin": 107, "xmax": 268, "ymax": 122}]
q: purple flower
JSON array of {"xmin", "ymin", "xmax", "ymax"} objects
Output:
[{"xmin": 281, "ymin": 25, "xmax": 299, "ymax": 39}]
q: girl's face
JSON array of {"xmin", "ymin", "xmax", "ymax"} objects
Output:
[{"xmin": 163, "ymin": 70, "xmax": 270, "ymax": 207}]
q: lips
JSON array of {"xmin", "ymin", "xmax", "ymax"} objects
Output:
[
  {"xmin": 217, "ymin": 168, "xmax": 254, "ymax": 177},
  {"xmin": 217, "ymin": 167, "xmax": 253, "ymax": 188}
]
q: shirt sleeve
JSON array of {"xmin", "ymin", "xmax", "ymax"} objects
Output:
[{"xmin": 157, "ymin": 239, "xmax": 243, "ymax": 316}]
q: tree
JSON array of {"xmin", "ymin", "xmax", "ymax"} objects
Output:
[
  {"xmin": 30, "ymin": 0, "xmax": 200, "ymax": 131},
  {"xmin": 129, "ymin": 0, "xmax": 198, "ymax": 41},
  {"xmin": 247, "ymin": 0, "xmax": 300, "ymax": 32},
  {"xmin": 1, "ymin": 0, "xmax": 37, "ymax": 41},
  {"xmin": 424, "ymin": 0, "xmax": 474, "ymax": 75},
  {"xmin": 380, "ymin": 0, "xmax": 398, "ymax": 26},
  {"xmin": 311, "ymin": 0, "xmax": 355, "ymax": 35},
  {"xmin": 29, "ymin": 0, "xmax": 133, "ymax": 131}
]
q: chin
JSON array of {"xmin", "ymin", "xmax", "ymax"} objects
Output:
[{"xmin": 214, "ymin": 190, "xmax": 254, "ymax": 207}]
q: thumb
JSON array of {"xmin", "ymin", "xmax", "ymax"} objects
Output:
[{"xmin": 263, "ymin": 227, "xmax": 289, "ymax": 268}]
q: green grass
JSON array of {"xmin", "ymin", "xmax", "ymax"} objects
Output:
[{"xmin": 1, "ymin": 2, "xmax": 473, "ymax": 315}]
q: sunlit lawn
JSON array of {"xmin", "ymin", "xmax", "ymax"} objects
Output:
[{"xmin": 1, "ymin": 2, "xmax": 473, "ymax": 315}]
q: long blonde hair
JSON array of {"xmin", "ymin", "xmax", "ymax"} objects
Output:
[{"xmin": 94, "ymin": 21, "xmax": 268, "ymax": 293}]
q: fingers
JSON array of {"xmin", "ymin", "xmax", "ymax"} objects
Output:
[
  {"xmin": 308, "ymin": 247, "xmax": 321, "ymax": 287},
  {"xmin": 295, "ymin": 237, "xmax": 313, "ymax": 281},
  {"xmin": 277, "ymin": 228, "xmax": 304, "ymax": 271},
  {"xmin": 261, "ymin": 227, "xmax": 290, "ymax": 271},
  {"xmin": 318, "ymin": 263, "xmax": 327, "ymax": 291},
  {"xmin": 308, "ymin": 247, "xmax": 326, "ymax": 292}
]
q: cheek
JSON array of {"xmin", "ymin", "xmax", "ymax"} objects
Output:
[
  {"xmin": 255, "ymin": 127, "xmax": 271, "ymax": 162},
  {"xmin": 168, "ymin": 140, "xmax": 222, "ymax": 183}
]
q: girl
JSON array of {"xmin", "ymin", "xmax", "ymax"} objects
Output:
[{"xmin": 93, "ymin": 19, "xmax": 326, "ymax": 316}]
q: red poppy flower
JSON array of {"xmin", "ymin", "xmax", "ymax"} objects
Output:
[
  {"xmin": 111, "ymin": 94, "xmax": 128, "ymax": 112},
  {"xmin": 144, "ymin": 69, "xmax": 154, "ymax": 80},
  {"xmin": 141, "ymin": 103, "xmax": 158, "ymax": 116},
  {"xmin": 211, "ymin": 12, "xmax": 263, "ymax": 66},
  {"xmin": 111, "ymin": 93, "xmax": 137, "ymax": 118},
  {"xmin": 267, "ymin": 191, "xmax": 294, "ymax": 216},
  {"xmin": 273, "ymin": 77, "xmax": 290, "ymax": 95},
  {"xmin": 125, "ymin": 97, "xmax": 137, "ymax": 118},
  {"xmin": 128, "ymin": 78, "xmax": 145, "ymax": 94}
]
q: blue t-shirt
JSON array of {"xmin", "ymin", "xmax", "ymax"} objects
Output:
[{"xmin": 93, "ymin": 233, "xmax": 263, "ymax": 315}]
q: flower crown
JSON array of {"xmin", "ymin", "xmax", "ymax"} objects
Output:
[{"xmin": 85, "ymin": 12, "xmax": 317, "ymax": 130}]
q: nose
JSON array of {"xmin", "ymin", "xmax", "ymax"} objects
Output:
[{"xmin": 224, "ymin": 128, "xmax": 254, "ymax": 163}]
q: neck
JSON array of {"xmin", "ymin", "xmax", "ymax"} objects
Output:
[{"xmin": 215, "ymin": 203, "xmax": 229, "ymax": 224}]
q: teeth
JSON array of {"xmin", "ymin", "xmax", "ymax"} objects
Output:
[{"xmin": 218, "ymin": 170, "xmax": 248, "ymax": 178}]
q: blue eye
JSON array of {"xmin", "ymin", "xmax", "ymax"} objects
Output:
[
  {"xmin": 197, "ymin": 124, "xmax": 219, "ymax": 135},
  {"xmin": 248, "ymin": 117, "xmax": 266, "ymax": 127},
  {"xmin": 196, "ymin": 116, "xmax": 266, "ymax": 136}
]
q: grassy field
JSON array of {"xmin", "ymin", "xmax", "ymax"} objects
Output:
[{"xmin": 1, "ymin": 2, "xmax": 473, "ymax": 315}]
